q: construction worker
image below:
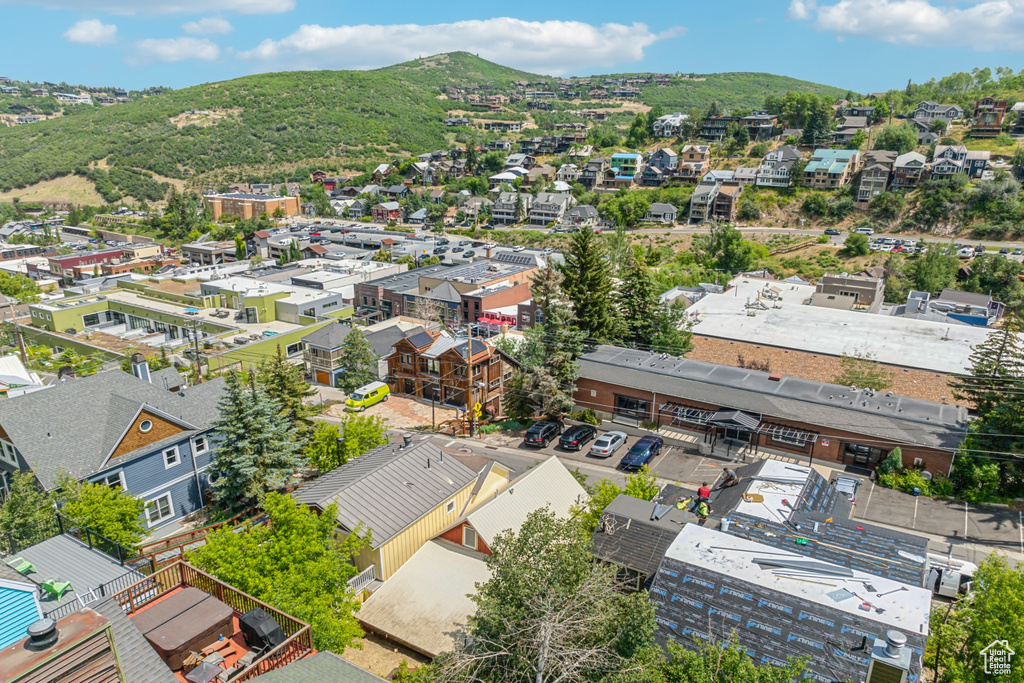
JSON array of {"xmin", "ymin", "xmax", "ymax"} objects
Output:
[
  {"xmin": 697, "ymin": 482, "xmax": 711, "ymax": 501},
  {"xmin": 676, "ymin": 496, "xmax": 692, "ymax": 511},
  {"xmin": 696, "ymin": 499, "xmax": 710, "ymax": 526},
  {"xmin": 720, "ymin": 467, "xmax": 738, "ymax": 489}
]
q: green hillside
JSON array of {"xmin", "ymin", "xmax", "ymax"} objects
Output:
[{"xmin": 0, "ymin": 53, "xmax": 848, "ymax": 199}]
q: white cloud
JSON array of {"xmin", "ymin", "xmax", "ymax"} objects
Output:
[
  {"xmin": 183, "ymin": 17, "xmax": 234, "ymax": 35},
  {"xmin": 63, "ymin": 19, "xmax": 117, "ymax": 45},
  {"xmin": 134, "ymin": 37, "xmax": 221, "ymax": 62},
  {"xmin": 789, "ymin": 0, "xmax": 1024, "ymax": 50},
  {"xmin": 0, "ymin": 0, "xmax": 290, "ymax": 14},
  {"xmin": 238, "ymin": 18, "xmax": 680, "ymax": 74}
]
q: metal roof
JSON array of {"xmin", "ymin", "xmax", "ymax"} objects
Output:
[
  {"xmin": 302, "ymin": 321, "xmax": 354, "ymax": 350},
  {"xmin": 578, "ymin": 345, "xmax": 967, "ymax": 450},
  {"xmin": 0, "ymin": 371, "xmax": 225, "ymax": 489},
  {"xmin": 292, "ymin": 438, "xmax": 479, "ymax": 548},
  {"xmin": 591, "ymin": 494, "xmax": 694, "ymax": 579},
  {"xmin": 16, "ymin": 534, "xmax": 143, "ymax": 617},
  {"xmin": 463, "ymin": 456, "xmax": 588, "ymax": 547},
  {"xmin": 248, "ymin": 652, "xmax": 385, "ymax": 683}
]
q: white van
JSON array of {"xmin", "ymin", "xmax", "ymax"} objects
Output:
[{"xmin": 854, "ymin": 227, "xmax": 874, "ymax": 235}]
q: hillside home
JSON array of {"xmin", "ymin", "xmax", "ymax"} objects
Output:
[
  {"xmin": 606, "ymin": 153, "xmax": 643, "ymax": 189},
  {"xmin": 911, "ymin": 101, "xmax": 963, "ymax": 122},
  {"xmin": 931, "ymin": 145, "xmax": 990, "ymax": 179},
  {"xmin": 688, "ymin": 181, "xmax": 720, "ymax": 224},
  {"xmin": 645, "ymin": 202, "xmax": 678, "ymax": 225},
  {"xmin": 371, "ymin": 202, "xmax": 402, "ymax": 223},
  {"xmin": 676, "ymin": 145, "xmax": 711, "ymax": 182},
  {"xmin": 892, "ymin": 151, "xmax": 930, "ymax": 189},
  {"xmin": 712, "ymin": 182, "xmax": 743, "ymax": 222},
  {"xmin": 0, "ymin": 363, "xmax": 223, "ymax": 530},
  {"xmin": 801, "ymin": 149, "xmax": 862, "ymax": 188},
  {"xmin": 492, "ymin": 192, "xmax": 532, "ymax": 225},
  {"xmin": 648, "ymin": 148, "xmax": 678, "ymax": 174},
  {"xmin": 528, "ymin": 192, "xmax": 577, "ymax": 226},
  {"xmin": 579, "ymin": 157, "xmax": 609, "ymax": 190},
  {"xmin": 652, "ymin": 112, "xmax": 688, "ymax": 137},
  {"xmin": 856, "ymin": 150, "xmax": 898, "ymax": 203},
  {"xmin": 909, "ymin": 117, "xmax": 946, "ymax": 145},
  {"xmin": 556, "ymin": 163, "xmax": 580, "ymax": 182},
  {"xmin": 971, "ymin": 97, "xmax": 1007, "ymax": 138},
  {"xmin": 566, "ymin": 204, "xmax": 600, "ymax": 227}
]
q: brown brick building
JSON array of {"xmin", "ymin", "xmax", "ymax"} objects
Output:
[
  {"xmin": 387, "ymin": 331, "xmax": 518, "ymax": 417},
  {"xmin": 203, "ymin": 192, "xmax": 300, "ymax": 221},
  {"xmin": 573, "ymin": 345, "xmax": 967, "ymax": 474}
]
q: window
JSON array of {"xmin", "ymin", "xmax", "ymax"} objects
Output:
[
  {"xmin": 462, "ymin": 525, "xmax": 478, "ymax": 549},
  {"xmin": 139, "ymin": 419, "xmax": 153, "ymax": 433},
  {"xmin": 322, "ymin": 301, "xmax": 338, "ymax": 310},
  {"xmin": 194, "ymin": 437, "xmax": 208, "ymax": 454},
  {"xmin": 97, "ymin": 471, "xmax": 125, "ymax": 490},
  {"xmin": 400, "ymin": 353, "xmax": 412, "ymax": 365},
  {"xmin": 163, "ymin": 446, "xmax": 180, "ymax": 468},
  {"xmin": 145, "ymin": 493, "xmax": 173, "ymax": 526},
  {"xmin": 446, "ymin": 500, "xmax": 456, "ymax": 515},
  {"xmin": 285, "ymin": 342, "xmax": 303, "ymax": 356},
  {"xmin": 0, "ymin": 440, "xmax": 17, "ymax": 466}
]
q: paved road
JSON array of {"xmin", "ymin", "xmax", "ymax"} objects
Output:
[{"xmin": 432, "ymin": 431, "xmax": 1024, "ymax": 567}]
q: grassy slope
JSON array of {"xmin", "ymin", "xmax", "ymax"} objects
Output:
[{"xmin": 0, "ymin": 53, "xmax": 847, "ymax": 196}]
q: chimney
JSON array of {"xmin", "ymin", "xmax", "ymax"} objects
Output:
[
  {"xmin": 486, "ymin": 246, "xmax": 493, "ymax": 259},
  {"xmin": 403, "ymin": 432, "xmax": 413, "ymax": 448},
  {"xmin": 866, "ymin": 631, "xmax": 912, "ymax": 683},
  {"xmin": 130, "ymin": 353, "xmax": 151, "ymax": 383},
  {"xmin": 26, "ymin": 618, "xmax": 59, "ymax": 650}
]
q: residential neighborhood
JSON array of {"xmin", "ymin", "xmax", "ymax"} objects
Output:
[{"xmin": 5, "ymin": 15, "xmax": 1024, "ymax": 683}]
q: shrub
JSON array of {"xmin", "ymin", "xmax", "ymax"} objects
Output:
[
  {"xmin": 878, "ymin": 468, "xmax": 933, "ymax": 495},
  {"xmin": 567, "ymin": 408, "xmax": 600, "ymax": 425},
  {"xmin": 876, "ymin": 447, "xmax": 903, "ymax": 476}
]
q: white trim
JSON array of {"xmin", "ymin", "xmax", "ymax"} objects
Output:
[
  {"xmin": 193, "ymin": 437, "xmax": 208, "ymax": 454},
  {"xmin": 100, "ymin": 403, "xmax": 199, "ymax": 468},
  {"xmin": 162, "ymin": 446, "xmax": 181, "ymax": 469},
  {"xmin": 445, "ymin": 499, "xmax": 456, "ymax": 515},
  {"xmin": 0, "ymin": 576, "xmax": 43, "ymax": 622},
  {"xmin": 0, "ymin": 440, "xmax": 17, "ymax": 467},
  {"xmin": 93, "ymin": 470, "xmax": 126, "ymax": 490},
  {"xmin": 462, "ymin": 525, "xmax": 478, "ymax": 549},
  {"xmin": 144, "ymin": 491, "xmax": 174, "ymax": 527},
  {"xmin": 139, "ymin": 419, "xmax": 153, "ymax": 433}
]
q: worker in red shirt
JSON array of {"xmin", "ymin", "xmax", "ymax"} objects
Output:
[{"xmin": 697, "ymin": 482, "xmax": 711, "ymax": 501}]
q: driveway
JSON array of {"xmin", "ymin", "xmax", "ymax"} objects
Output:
[{"xmin": 320, "ymin": 395, "xmax": 461, "ymax": 430}]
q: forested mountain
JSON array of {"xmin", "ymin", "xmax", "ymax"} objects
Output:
[{"xmin": 0, "ymin": 52, "xmax": 846, "ymax": 198}]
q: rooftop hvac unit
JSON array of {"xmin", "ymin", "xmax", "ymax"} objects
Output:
[{"xmin": 866, "ymin": 631, "xmax": 911, "ymax": 683}]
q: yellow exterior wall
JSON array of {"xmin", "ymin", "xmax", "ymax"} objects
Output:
[
  {"xmin": 463, "ymin": 465, "xmax": 512, "ymax": 515},
  {"xmin": 376, "ymin": 481, "xmax": 476, "ymax": 580}
]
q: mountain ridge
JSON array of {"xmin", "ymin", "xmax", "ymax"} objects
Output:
[{"xmin": 0, "ymin": 52, "xmax": 849, "ymax": 200}]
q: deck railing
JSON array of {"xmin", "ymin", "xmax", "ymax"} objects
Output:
[
  {"xmin": 112, "ymin": 561, "xmax": 313, "ymax": 680},
  {"xmin": 348, "ymin": 564, "xmax": 376, "ymax": 593}
]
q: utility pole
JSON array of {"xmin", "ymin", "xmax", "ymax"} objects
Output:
[
  {"xmin": 190, "ymin": 319, "xmax": 203, "ymax": 383},
  {"xmin": 465, "ymin": 321, "xmax": 475, "ymax": 437},
  {"xmin": 7, "ymin": 301, "xmax": 26, "ymax": 364}
]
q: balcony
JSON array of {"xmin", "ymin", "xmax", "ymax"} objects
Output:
[{"xmin": 113, "ymin": 561, "xmax": 313, "ymax": 682}]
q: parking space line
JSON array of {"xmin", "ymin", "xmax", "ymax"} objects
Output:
[
  {"xmin": 912, "ymin": 496, "xmax": 918, "ymax": 529},
  {"xmin": 860, "ymin": 481, "xmax": 874, "ymax": 519}
]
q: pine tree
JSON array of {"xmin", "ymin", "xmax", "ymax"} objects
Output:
[
  {"xmin": 514, "ymin": 193, "xmax": 525, "ymax": 222},
  {"xmin": 617, "ymin": 249, "xmax": 660, "ymax": 347},
  {"xmin": 234, "ymin": 233, "xmax": 246, "ymax": 261},
  {"xmin": 255, "ymin": 345, "xmax": 316, "ymax": 431},
  {"xmin": 209, "ymin": 372, "xmax": 304, "ymax": 511},
  {"xmin": 560, "ymin": 227, "xmax": 618, "ymax": 342},
  {"xmin": 950, "ymin": 315, "xmax": 1024, "ymax": 415},
  {"xmin": 335, "ymin": 327, "xmax": 379, "ymax": 394}
]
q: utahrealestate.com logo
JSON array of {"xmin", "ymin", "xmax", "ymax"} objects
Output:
[{"xmin": 982, "ymin": 640, "xmax": 1015, "ymax": 676}]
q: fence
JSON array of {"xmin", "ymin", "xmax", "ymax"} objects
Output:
[
  {"xmin": 113, "ymin": 561, "xmax": 313, "ymax": 680},
  {"xmin": 136, "ymin": 507, "xmax": 263, "ymax": 567},
  {"xmin": 44, "ymin": 569, "xmax": 154, "ymax": 621}
]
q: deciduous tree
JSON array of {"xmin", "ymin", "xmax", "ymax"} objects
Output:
[
  {"xmin": 0, "ymin": 471, "xmax": 55, "ymax": 551},
  {"xmin": 334, "ymin": 327, "xmax": 380, "ymax": 394},
  {"xmin": 59, "ymin": 477, "xmax": 146, "ymax": 550},
  {"xmin": 189, "ymin": 492, "xmax": 368, "ymax": 652}
]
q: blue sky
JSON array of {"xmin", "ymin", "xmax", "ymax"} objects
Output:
[{"xmin": 3, "ymin": 0, "xmax": 1023, "ymax": 92}]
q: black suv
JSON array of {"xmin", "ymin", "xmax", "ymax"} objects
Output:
[
  {"xmin": 522, "ymin": 420, "xmax": 562, "ymax": 448},
  {"xmin": 559, "ymin": 424, "xmax": 597, "ymax": 451}
]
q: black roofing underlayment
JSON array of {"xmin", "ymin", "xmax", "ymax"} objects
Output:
[{"xmin": 650, "ymin": 554, "xmax": 926, "ymax": 683}]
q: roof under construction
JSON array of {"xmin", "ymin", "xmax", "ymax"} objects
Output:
[{"xmin": 651, "ymin": 525, "xmax": 929, "ymax": 683}]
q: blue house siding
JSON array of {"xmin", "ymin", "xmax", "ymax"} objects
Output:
[
  {"xmin": 86, "ymin": 430, "xmax": 218, "ymax": 531},
  {"xmin": 0, "ymin": 580, "xmax": 42, "ymax": 649}
]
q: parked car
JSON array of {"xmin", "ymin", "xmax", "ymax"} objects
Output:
[
  {"xmin": 463, "ymin": 251, "xmax": 476, "ymax": 258},
  {"xmin": 831, "ymin": 474, "xmax": 862, "ymax": 505},
  {"xmin": 451, "ymin": 247, "xmax": 464, "ymax": 253},
  {"xmin": 975, "ymin": 244, "xmax": 986, "ymax": 254},
  {"xmin": 345, "ymin": 381, "xmax": 390, "ymax": 411},
  {"xmin": 459, "ymin": 240, "xmax": 473, "ymax": 246},
  {"xmin": 619, "ymin": 435, "xmax": 664, "ymax": 470},
  {"xmin": 589, "ymin": 431, "xmax": 627, "ymax": 458},
  {"xmin": 522, "ymin": 420, "xmax": 563, "ymax": 448},
  {"xmin": 958, "ymin": 247, "xmax": 974, "ymax": 259},
  {"xmin": 513, "ymin": 245, "xmax": 526, "ymax": 252},
  {"xmin": 559, "ymin": 424, "xmax": 597, "ymax": 451},
  {"xmin": 1000, "ymin": 247, "xmax": 1011, "ymax": 254},
  {"xmin": 823, "ymin": 228, "xmax": 841, "ymax": 236},
  {"xmin": 855, "ymin": 227, "xmax": 874, "ymax": 235},
  {"xmin": 1014, "ymin": 248, "xmax": 1023, "ymax": 255}
]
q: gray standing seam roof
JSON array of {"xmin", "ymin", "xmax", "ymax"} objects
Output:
[
  {"xmin": 249, "ymin": 651, "xmax": 385, "ymax": 682},
  {"xmin": 302, "ymin": 321, "xmax": 354, "ymax": 350},
  {"xmin": 579, "ymin": 345, "xmax": 967, "ymax": 450},
  {"xmin": 90, "ymin": 597, "xmax": 179, "ymax": 683},
  {"xmin": 16, "ymin": 534, "xmax": 143, "ymax": 617},
  {"xmin": 292, "ymin": 439, "xmax": 479, "ymax": 548},
  {"xmin": 0, "ymin": 370, "xmax": 225, "ymax": 488}
]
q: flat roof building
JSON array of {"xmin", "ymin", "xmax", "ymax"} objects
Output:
[{"xmin": 203, "ymin": 192, "xmax": 301, "ymax": 221}]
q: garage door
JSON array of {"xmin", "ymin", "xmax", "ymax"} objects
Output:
[{"xmin": 314, "ymin": 369, "xmax": 330, "ymax": 385}]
